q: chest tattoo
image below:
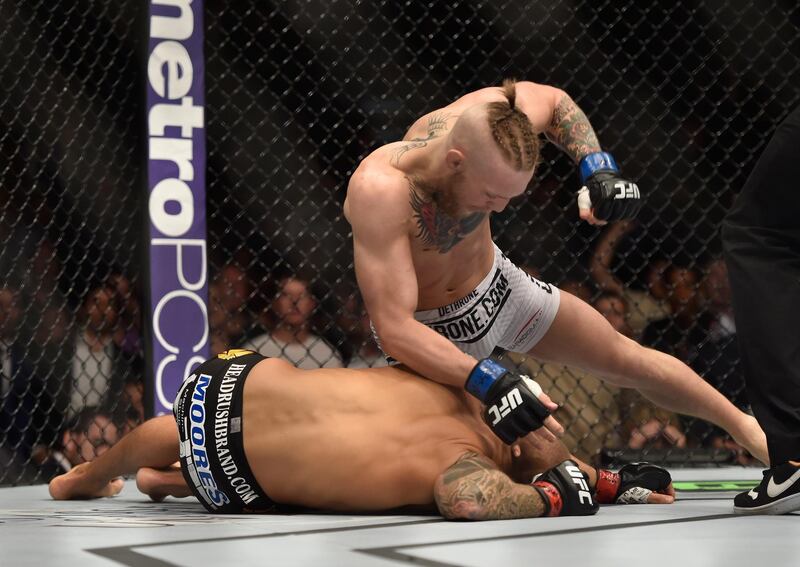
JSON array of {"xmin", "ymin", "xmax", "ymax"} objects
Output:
[
  {"xmin": 408, "ymin": 180, "xmax": 485, "ymax": 254},
  {"xmin": 391, "ymin": 112, "xmax": 452, "ymax": 165}
]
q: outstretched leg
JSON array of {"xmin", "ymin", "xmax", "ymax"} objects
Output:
[
  {"xmin": 50, "ymin": 415, "xmax": 180, "ymax": 500},
  {"xmin": 529, "ymin": 291, "xmax": 768, "ymax": 465}
]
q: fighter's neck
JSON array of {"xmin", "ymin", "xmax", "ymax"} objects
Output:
[{"xmin": 393, "ymin": 136, "xmax": 450, "ymax": 183}]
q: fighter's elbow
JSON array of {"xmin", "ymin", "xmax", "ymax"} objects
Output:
[
  {"xmin": 370, "ymin": 317, "xmax": 412, "ymax": 358},
  {"xmin": 438, "ymin": 499, "xmax": 488, "ymax": 521},
  {"xmin": 433, "ymin": 476, "xmax": 491, "ymax": 521},
  {"xmin": 517, "ymin": 81, "xmax": 566, "ymax": 103}
]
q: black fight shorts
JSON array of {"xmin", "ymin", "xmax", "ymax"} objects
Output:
[{"xmin": 174, "ymin": 349, "xmax": 276, "ymax": 513}]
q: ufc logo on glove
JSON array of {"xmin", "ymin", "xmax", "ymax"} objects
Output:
[
  {"xmin": 613, "ymin": 181, "xmax": 640, "ymax": 200},
  {"xmin": 487, "ymin": 387, "xmax": 523, "ymax": 425},
  {"xmin": 566, "ymin": 464, "xmax": 593, "ymax": 505}
]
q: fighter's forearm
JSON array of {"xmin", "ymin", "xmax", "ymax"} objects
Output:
[
  {"xmin": 377, "ymin": 318, "xmax": 477, "ymax": 388},
  {"xmin": 435, "ymin": 452, "xmax": 547, "ymax": 520},
  {"xmin": 545, "ymin": 93, "xmax": 602, "ymax": 163},
  {"xmin": 84, "ymin": 415, "xmax": 180, "ymax": 483}
]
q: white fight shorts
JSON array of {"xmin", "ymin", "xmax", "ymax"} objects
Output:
[{"xmin": 379, "ymin": 245, "xmax": 561, "ymax": 361}]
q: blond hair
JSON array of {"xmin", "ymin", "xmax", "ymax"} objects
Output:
[{"xmin": 485, "ymin": 79, "xmax": 540, "ymax": 171}]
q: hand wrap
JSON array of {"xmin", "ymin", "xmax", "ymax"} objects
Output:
[{"xmin": 595, "ymin": 462, "xmax": 672, "ymax": 504}]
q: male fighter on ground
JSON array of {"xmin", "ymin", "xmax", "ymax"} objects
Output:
[
  {"xmin": 50, "ymin": 351, "xmax": 673, "ymax": 518},
  {"xmin": 344, "ymin": 79, "xmax": 767, "ymax": 462}
]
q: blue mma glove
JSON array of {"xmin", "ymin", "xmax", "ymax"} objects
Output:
[
  {"xmin": 465, "ymin": 358, "xmax": 550, "ymax": 445},
  {"xmin": 577, "ymin": 151, "xmax": 642, "ymax": 221}
]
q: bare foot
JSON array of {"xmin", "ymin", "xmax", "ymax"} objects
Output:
[
  {"xmin": 136, "ymin": 465, "xmax": 191, "ymax": 501},
  {"xmin": 49, "ymin": 463, "xmax": 124, "ymax": 500}
]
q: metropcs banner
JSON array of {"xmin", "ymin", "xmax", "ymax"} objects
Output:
[{"xmin": 146, "ymin": 0, "xmax": 208, "ymax": 415}]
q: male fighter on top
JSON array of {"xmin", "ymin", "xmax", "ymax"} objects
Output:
[
  {"xmin": 344, "ymin": 79, "xmax": 767, "ymax": 462},
  {"xmin": 50, "ymin": 350, "xmax": 673, "ymax": 518}
]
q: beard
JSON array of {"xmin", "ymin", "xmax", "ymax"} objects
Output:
[{"xmin": 416, "ymin": 171, "xmax": 466, "ymax": 218}]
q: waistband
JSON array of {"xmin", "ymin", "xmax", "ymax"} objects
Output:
[{"xmin": 174, "ymin": 350, "xmax": 276, "ymax": 514}]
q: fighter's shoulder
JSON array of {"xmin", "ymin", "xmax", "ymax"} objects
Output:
[
  {"xmin": 348, "ymin": 149, "xmax": 408, "ymax": 198},
  {"xmin": 345, "ymin": 150, "xmax": 410, "ymax": 219}
]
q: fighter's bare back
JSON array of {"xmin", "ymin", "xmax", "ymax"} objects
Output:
[{"xmin": 241, "ymin": 357, "xmax": 511, "ymax": 511}]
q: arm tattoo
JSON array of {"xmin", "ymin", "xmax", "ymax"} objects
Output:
[
  {"xmin": 546, "ymin": 94, "xmax": 601, "ymax": 163},
  {"xmin": 435, "ymin": 452, "xmax": 547, "ymax": 520},
  {"xmin": 408, "ymin": 178, "xmax": 485, "ymax": 254},
  {"xmin": 392, "ymin": 112, "xmax": 452, "ymax": 165}
]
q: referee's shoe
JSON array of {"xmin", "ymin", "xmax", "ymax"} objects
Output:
[{"xmin": 734, "ymin": 461, "xmax": 800, "ymax": 515}]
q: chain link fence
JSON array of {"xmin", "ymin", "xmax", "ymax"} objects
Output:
[
  {"xmin": 1, "ymin": 0, "xmax": 799, "ymax": 484},
  {"xmin": 0, "ymin": 2, "xmax": 146, "ymax": 483}
]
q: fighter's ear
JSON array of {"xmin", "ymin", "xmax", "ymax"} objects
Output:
[{"xmin": 445, "ymin": 148, "xmax": 465, "ymax": 172}]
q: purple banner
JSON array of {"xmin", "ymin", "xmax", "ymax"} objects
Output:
[{"xmin": 146, "ymin": 0, "xmax": 208, "ymax": 415}]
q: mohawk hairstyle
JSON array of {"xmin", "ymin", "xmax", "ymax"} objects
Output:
[{"xmin": 486, "ymin": 79, "xmax": 540, "ymax": 171}]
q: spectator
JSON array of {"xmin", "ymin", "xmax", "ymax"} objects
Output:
[
  {"xmin": 337, "ymin": 294, "xmax": 388, "ymax": 369},
  {"xmin": 690, "ymin": 257, "xmax": 753, "ymax": 462},
  {"xmin": 0, "ymin": 286, "xmax": 28, "ymax": 461},
  {"xmin": 2, "ymin": 280, "xmax": 71, "ymax": 456},
  {"xmin": 590, "ymin": 221, "xmax": 671, "ymax": 339},
  {"xmin": 107, "ymin": 272, "xmax": 142, "ymax": 357},
  {"xmin": 16, "ymin": 246, "xmax": 74, "ymax": 453},
  {"xmin": 638, "ymin": 258, "xmax": 752, "ymax": 457},
  {"xmin": 120, "ymin": 377, "xmax": 145, "ymax": 435},
  {"xmin": 69, "ymin": 286, "xmax": 131, "ymax": 416},
  {"xmin": 700, "ymin": 258, "xmax": 736, "ymax": 342},
  {"xmin": 245, "ymin": 276, "xmax": 343, "ymax": 369},
  {"xmin": 32, "ymin": 407, "xmax": 120, "ymax": 482},
  {"xmin": 209, "ymin": 264, "xmax": 251, "ymax": 354},
  {"xmin": 641, "ymin": 265, "xmax": 703, "ymax": 361},
  {"xmin": 694, "ymin": 257, "xmax": 742, "ymax": 403},
  {"xmin": 0, "ymin": 287, "xmax": 22, "ymax": 405}
]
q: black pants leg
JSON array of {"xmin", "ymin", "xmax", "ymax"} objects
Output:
[{"xmin": 722, "ymin": 105, "xmax": 800, "ymax": 465}]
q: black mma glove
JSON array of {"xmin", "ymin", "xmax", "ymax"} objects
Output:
[
  {"xmin": 577, "ymin": 151, "xmax": 642, "ymax": 221},
  {"xmin": 595, "ymin": 462, "xmax": 672, "ymax": 504},
  {"xmin": 465, "ymin": 358, "xmax": 550, "ymax": 445},
  {"xmin": 532, "ymin": 460, "xmax": 599, "ymax": 516}
]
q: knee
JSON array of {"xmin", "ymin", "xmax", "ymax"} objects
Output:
[{"xmin": 602, "ymin": 335, "xmax": 651, "ymax": 387}]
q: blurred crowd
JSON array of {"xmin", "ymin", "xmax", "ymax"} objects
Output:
[{"xmin": 0, "ymin": 222, "xmax": 752, "ymax": 484}]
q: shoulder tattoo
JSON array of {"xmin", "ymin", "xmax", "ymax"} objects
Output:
[
  {"xmin": 436, "ymin": 452, "xmax": 547, "ymax": 520},
  {"xmin": 441, "ymin": 452, "xmax": 499, "ymax": 485}
]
